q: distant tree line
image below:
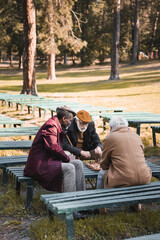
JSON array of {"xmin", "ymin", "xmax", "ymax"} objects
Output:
[{"xmin": 0, "ymin": 0, "xmax": 159, "ymax": 95}]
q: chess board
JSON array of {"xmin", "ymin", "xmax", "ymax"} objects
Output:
[{"xmin": 85, "ymin": 160, "xmax": 102, "ymax": 171}]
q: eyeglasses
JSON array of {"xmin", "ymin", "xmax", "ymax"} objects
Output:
[{"xmin": 79, "ymin": 120, "xmax": 89, "ymax": 127}]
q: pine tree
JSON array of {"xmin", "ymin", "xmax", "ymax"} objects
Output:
[
  {"xmin": 21, "ymin": 0, "xmax": 37, "ymax": 95},
  {"xmin": 109, "ymin": 0, "xmax": 121, "ymax": 80}
]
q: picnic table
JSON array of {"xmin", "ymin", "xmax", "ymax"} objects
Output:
[{"xmin": 100, "ymin": 112, "xmax": 160, "ymax": 135}]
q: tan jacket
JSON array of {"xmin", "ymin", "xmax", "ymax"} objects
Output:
[{"xmin": 100, "ymin": 126, "xmax": 152, "ymax": 188}]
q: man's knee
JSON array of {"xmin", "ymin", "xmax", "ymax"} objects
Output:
[
  {"xmin": 64, "ymin": 163, "xmax": 75, "ymax": 174},
  {"xmin": 98, "ymin": 169, "xmax": 106, "ymax": 180},
  {"xmin": 72, "ymin": 159, "xmax": 83, "ymax": 168}
]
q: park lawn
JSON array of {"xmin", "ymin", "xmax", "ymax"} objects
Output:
[
  {"xmin": 0, "ymin": 61, "xmax": 159, "ymax": 114},
  {"xmin": 0, "ymin": 60, "xmax": 160, "ymax": 146},
  {"xmin": 0, "ymin": 60, "xmax": 160, "ymax": 239}
]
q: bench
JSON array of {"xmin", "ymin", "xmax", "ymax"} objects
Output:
[
  {"xmin": 40, "ymin": 181, "xmax": 160, "ymax": 240},
  {"xmin": 6, "ymin": 164, "xmax": 99, "ymax": 208},
  {"xmin": 100, "ymin": 112, "xmax": 160, "ymax": 135},
  {"xmin": 4, "ymin": 160, "xmax": 160, "ymax": 210},
  {"xmin": 0, "ymin": 155, "xmax": 28, "ymax": 185},
  {"xmin": 7, "ymin": 166, "xmax": 34, "ymax": 209},
  {"xmin": 151, "ymin": 126, "xmax": 160, "ymax": 146},
  {"xmin": 124, "ymin": 233, "xmax": 160, "ymax": 240},
  {"xmin": 0, "ymin": 140, "xmax": 32, "ymax": 150},
  {"xmin": 0, "ymin": 115, "xmax": 24, "ymax": 127},
  {"xmin": 0, "ymin": 126, "xmax": 39, "ymax": 139}
]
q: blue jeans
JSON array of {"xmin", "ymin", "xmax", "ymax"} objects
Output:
[{"xmin": 97, "ymin": 169, "xmax": 107, "ymax": 189}]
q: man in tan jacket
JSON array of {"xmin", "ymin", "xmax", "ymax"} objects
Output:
[{"xmin": 97, "ymin": 116, "xmax": 152, "ymax": 211}]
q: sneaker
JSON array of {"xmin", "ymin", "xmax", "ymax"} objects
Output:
[{"xmin": 132, "ymin": 204, "xmax": 142, "ymax": 212}]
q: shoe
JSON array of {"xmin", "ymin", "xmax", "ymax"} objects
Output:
[
  {"xmin": 133, "ymin": 204, "xmax": 141, "ymax": 212},
  {"xmin": 130, "ymin": 204, "xmax": 142, "ymax": 212},
  {"xmin": 73, "ymin": 212, "xmax": 88, "ymax": 220},
  {"xmin": 81, "ymin": 209, "xmax": 99, "ymax": 215},
  {"xmin": 99, "ymin": 208, "xmax": 107, "ymax": 214}
]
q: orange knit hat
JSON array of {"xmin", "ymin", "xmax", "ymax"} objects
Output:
[{"xmin": 76, "ymin": 110, "xmax": 92, "ymax": 123}]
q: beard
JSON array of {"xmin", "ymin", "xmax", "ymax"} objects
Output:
[{"xmin": 77, "ymin": 121, "xmax": 88, "ymax": 132}]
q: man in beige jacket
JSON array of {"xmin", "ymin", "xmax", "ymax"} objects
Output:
[{"xmin": 97, "ymin": 116, "xmax": 152, "ymax": 211}]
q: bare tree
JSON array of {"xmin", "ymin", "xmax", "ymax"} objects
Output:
[
  {"xmin": 131, "ymin": 0, "xmax": 139, "ymax": 64},
  {"xmin": 109, "ymin": 0, "xmax": 121, "ymax": 80},
  {"xmin": 21, "ymin": 0, "xmax": 38, "ymax": 95}
]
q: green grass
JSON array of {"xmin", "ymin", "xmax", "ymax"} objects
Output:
[
  {"xmin": 0, "ymin": 75, "xmax": 159, "ymax": 93},
  {"xmin": 0, "ymin": 60, "xmax": 160, "ymax": 94},
  {"xmin": 29, "ymin": 209, "xmax": 160, "ymax": 240},
  {"xmin": 0, "ymin": 168, "xmax": 160, "ymax": 240},
  {"xmin": 144, "ymin": 146, "xmax": 160, "ymax": 157}
]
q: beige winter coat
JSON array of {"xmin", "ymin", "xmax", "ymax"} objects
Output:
[{"xmin": 100, "ymin": 126, "xmax": 152, "ymax": 188}]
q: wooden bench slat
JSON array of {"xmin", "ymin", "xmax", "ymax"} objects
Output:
[
  {"xmin": 54, "ymin": 194, "xmax": 160, "ymax": 214},
  {"xmin": 0, "ymin": 141, "xmax": 32, "ymax": 150},
  {"xmin": 46, "ymin": 185, "xmax": 160, "ymax": 208},
  {"xmin": 124, "ymin": 233, "xmax": 160, "ymax": 240}
]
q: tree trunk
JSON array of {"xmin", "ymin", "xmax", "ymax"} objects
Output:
[
  {"xmin": 21, "ymin": 0, "xmax": 38, "ymax": 95},
  {"xmin": 131, "ymin": 0, "xmax": 139, "ymax": 65},
  {"xmin": 47, "ymin": 0, "xmax": 56, "ymax": 80},
  {"xmin": 149, "ymin": 2, "xmax": 160, "ymax": 53},
  {"xmin": 9, "ymin": 54, "xmax": 13, "ymax": 67},
  {"xmin": 18, "ymin": 53, "xmax": 23, "ymax": 69},
  {"xmin": 109, "ymin": 0, "xmax": 121, "ymax": 80},
  {"xmin": 47, "ymin": 53, "xmax": 56, "ymax": 80},
  {"xmin": 64, "ymin": 53, "xmax": 68, "ymax": 65}
]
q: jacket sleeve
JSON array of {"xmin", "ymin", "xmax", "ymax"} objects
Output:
[
  {"xmin": 100, "ymin": 135, "xmax": 111, "ymax": 170},
  {"xmin": 42, "ymin": 125, "xmax": 70, "ymax": 163},
  {"xmin": 62, "ymin": 134, "xmax": 81, "ymax": 157}
]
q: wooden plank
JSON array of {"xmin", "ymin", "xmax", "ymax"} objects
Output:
[
  {"xmin": 0, "ymin": 126, "xmax": 39, "ymax": 137},
  {"xmin": 52, "ymin": 194, "xmax": 160, "ymax": 214},
  {"xmin": 47, "ymin": 185, "xmax": 160, "ymax": 208},
  {"xmin": 124, "ymin": 233, "xmax": 160, "ymax": 240},
  {"xmin": 41, "ymin": 182, "xmax": 160, "ymax": 203},
  {"xmin": 0, "ymin": 155, "xmax": 27, "ymax": 166},
  {"xmin": 0, "ymin": 140, "xmax": 32, "ymax": 149}
]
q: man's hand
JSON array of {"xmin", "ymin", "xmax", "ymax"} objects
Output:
[
  {"xmin": 80, "ymin": 150, "xmax": 91, "ymax": 159},
  {"xmin": 95, "ymin": 146, "xmax": 102, "ymax": 155}
]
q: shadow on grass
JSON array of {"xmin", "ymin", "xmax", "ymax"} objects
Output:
[{"xmin": 0, "ymin": 75, "xmax": 159, "ymax": 93}]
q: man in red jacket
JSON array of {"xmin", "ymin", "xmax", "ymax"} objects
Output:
[{"xmin": 24, "ymin": 106, "xmax": 85, "ymax": 193}]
